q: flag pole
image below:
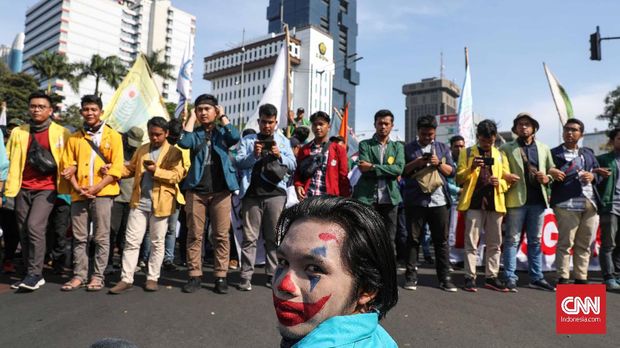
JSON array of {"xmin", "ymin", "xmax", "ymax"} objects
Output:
[{"xmin": 284, "ymin": 24, "xmax": 292, "ymax": 118}]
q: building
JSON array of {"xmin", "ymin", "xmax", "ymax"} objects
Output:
[
  {"xmin": 22, "ymin": 0, "xmax": 194, "ymax": 107},
  {"xmin": 583, "ymin": 130, "xmax": 610, "ymax": 155},
  {"xmin": 402, "ymin": 77, "xmax": 460, "ymax": 142},
  {"xmin": 266, "ymin": 0, "xmax": 359, "ymax": 129},
  {"xmin": 203, "ymin": 25, "xmax": 335, "ymax": 128},
  {"xmin": 0, "ymin": 45, "xmax": 10, "ymax": 68}
]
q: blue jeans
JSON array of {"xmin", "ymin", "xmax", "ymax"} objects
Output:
[
  {"xmin": 164, "ymin": 207, "xmax": 181, "ymax": 263},
  {"xmin": 502, "ymin": 204, "xmax": 545, "ymax": 282}
]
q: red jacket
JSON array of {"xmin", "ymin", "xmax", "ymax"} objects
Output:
[{"xmin": 294, "ymin": 141, "xmax": 351, "ymax": 197}]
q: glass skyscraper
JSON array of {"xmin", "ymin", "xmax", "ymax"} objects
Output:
[{"xmin": 267, "ymin": 0, "xmax": 359, "ymax": 128}]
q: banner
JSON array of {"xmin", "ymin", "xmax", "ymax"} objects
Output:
[
  {"xmin": 543, "ymin": 62, "xmax": 574, "ymax": 126},
  {"xmin": 102, "ymin": 54, "xmax": 169, "ymax": 140},
  {"xmin": 175, "ymin": 34, "xmax": 194, "ymax": 118},
  {"xmin": 457, "ymin": 50, "xmax": 475, "ymax": 147}
]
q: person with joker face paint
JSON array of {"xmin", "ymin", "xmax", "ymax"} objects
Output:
[{"xmin": 272, "ymin": 196, "xmax": 398, "ymax": 347}]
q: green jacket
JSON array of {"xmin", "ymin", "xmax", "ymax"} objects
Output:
[
  {"xmin": 596, "ymin": 151, "xmax": 618, "ymax": 213},
  {"xmin": 499, "ymin": 139, "xmax": 554, "ymax": 208},
  {"xmin": 353, "ymin": 136, "xmax": 404, "ymax": 206}
]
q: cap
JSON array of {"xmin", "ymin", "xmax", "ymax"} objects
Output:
[
  {"xmin": 297, "ymin": 107, "xmax": 304, "ymax": 113},
  {"xmin": 512, "ymin": 112, "xmax": 539, "ymax": 133},
  {"xmin": 126, "ymin": 126, "xmax": 144, "ymax": 148},
  {"xmin": 7, "ymin": 118, "xmax": 24, "ymax": 127}
]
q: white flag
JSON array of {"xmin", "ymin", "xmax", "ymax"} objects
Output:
[
  {"xmin": 244, "ymin": 43, "xmax": 289, "ymax": 131},
  {"xmin": 175, "ymin": 34, "xmax": 194, "ymax": 118},
  {"xmin": 0, "ymin": 102, "xmax": 6, "ymax": 126},
  {"xmin": 457, "ymin": 60, "xmax": 475, "ymax": 147},
  {"xmin": 543, "ymin": 62, "xmax": 574, "ymax": 125}
]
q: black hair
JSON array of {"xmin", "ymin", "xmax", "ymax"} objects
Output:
[
  {"xmin": 242, "ymin": 128, "xmax": 257, "ymax": 137},
  {"xmin": 330, "ymin": 135, "xmax": 345, "ymax": 143},
  {"xmin": 259, "ymin": 103, "xmax": 278, "ymax": 118},
  {"xmin": 81, "ymin": 94, "xmax": 103, "ymax": 109},
  {"xmin": 275, "ymin": 196, "xmax": 398, "ymax": 319},
  {"xmin": 292, "ymin": 126, "xmax": 310, "ymax": 143},
  {"xmin": 167, "ymin": 118, "xmax": 183, "ymax": 138},
  {"xmin": 608, "ymin": 127, "xmax": 620, "ymax": 141},
  {"xmin": 476, "ymin": 119, "xmax": 498, "ymax": 138},
  {"xmin": 28, "ymin": 91, "xmax": 52, "ymax": 107},
  {"xmin": 147, "ymin": 116, "xmax": 168, "ymax": 131},
  {"xmin": 449, "ymin": 135, "xmax": 465, "ymax": 146},
  {"xmin": 194, "ymin": 94, "xmax": 218, "ymax": 107},
  {"xmin": 374, "ymin": 109, "xmax": 394, "ymax": 123},
  {"xmin": 310, "ymin": 111, "xmax": 330, "ymax": 124},
  {"xmin": 565, "ymin": 118, "xmax": 584, "ymax": 133},
  {"xmin": 417, "ymin": 114, "xmax": 437, "ymax": 129}
]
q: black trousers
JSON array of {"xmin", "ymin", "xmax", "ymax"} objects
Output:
[
  {"xmin": 373, "ymin": 203, "xmax": 398, "ymax": 257},
  {"xmin": 46, "ymin": 200, "xmax": 70, "ymax": 264},
  {"xmin": 109, "ymin": 202, "xmax": 130, "ymax": 265},
  {"xmin": 0, "ymin": 207, "xmax": 19, "ymax": 262},
  {"xmin": 404, "ymin": 204, "xmax": 451, "ymax": 281}
]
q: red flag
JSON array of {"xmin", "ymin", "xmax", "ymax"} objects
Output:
[{"xmin": 338, "ymin": 102, "xmax": 350, "ymax": 144}]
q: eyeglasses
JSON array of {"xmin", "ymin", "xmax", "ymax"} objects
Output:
[
  {"xmin": 563, "ymin": 127, "xmax": 580, "ymax": 133},
  {"xmin": 29, "ymin": 104, "xmax": 49, "ymax": 110}
]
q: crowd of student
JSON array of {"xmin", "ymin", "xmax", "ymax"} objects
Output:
[{"xmin": 1, "ymin": 90, "xmax": 619, "ymax": 298}]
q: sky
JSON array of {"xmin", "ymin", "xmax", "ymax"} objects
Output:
[{"xmin": 1, "ymin": 0, "xmax": 620, "ymax": 145}]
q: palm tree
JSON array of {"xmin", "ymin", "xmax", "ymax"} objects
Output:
[
  {"xmin": 29, "ymin": 51, "xmax": 76, "ymax": 94},
  {"xmin": 73, "ymin": 54, "xmax": 127, "ymax": 96},
  {"xmin": 142, "ymin": 49, "xmax": 175, "ymax": 81}
]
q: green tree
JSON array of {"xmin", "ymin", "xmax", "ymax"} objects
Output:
[
  {"xmin": 0, "ymin": 61, "xmax": 40, "ymax": 122},
  {"xmin": 29, "ymin": 51, "xmax": 77, "ymax": 94},
  {"xmin": 74, "ymin": 54, "xmax": 127, "ymax": 96},
  {"xmin": 57, "ymin": 104, "xmax": 83, "ymax": 130},
  {"xmin": 142, "ymin": 50, "xmax": 175, "ymax": 81},
  {"xmin": 598, "ymin": 86, "xmax": 620, "ymax": 129}
]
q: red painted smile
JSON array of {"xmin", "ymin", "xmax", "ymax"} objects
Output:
[{"xmin": 273, "ymin": 294, "xmax": 331, "ymax": 327}]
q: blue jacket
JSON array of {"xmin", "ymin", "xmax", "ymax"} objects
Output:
[
  {"xmin": 402, "ymin": 140, "xmax": 456, "ymax": 207},
  {"xmin": 177, "ymin": 124, "xmax": 240, "ymax": 192},
  {"xmin": 293, "ymin": 313, "xmax": 397, "ymax": 348},
  {"xmin": 0, "ymin": 130, "xmax": 8, "ymax": 181},
  {"xmin": 234, "ymin": 131, "xmax": 296, "ymax": 199},
  {"xmin": 549, "ymin": 145, "xmax": 601, "ymax": 207}
]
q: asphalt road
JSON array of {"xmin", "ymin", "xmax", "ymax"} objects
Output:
[{"xmin": 0, "ymin": 264, "xmax": 618, "ymax": 348}]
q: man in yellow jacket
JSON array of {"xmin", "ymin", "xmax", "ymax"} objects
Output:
[
  {"xmin": 60, "ymin": 95, "xmax": 124, "ymax": 292},
  {"xmin": 4, "ymin": 92, "xmax": 70, "ymax": 291},
  {"xmin": 456, "ymin": 120, "xmax": 510, "ymax": 293},
  {"xmin": 109, "ymin": 117, "xmax": 186, "ymax": 294}
]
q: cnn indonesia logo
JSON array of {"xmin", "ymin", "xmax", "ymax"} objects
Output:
[{"xmin": 556, "ymin": 284, "xmax": 606, "ymax": 335}]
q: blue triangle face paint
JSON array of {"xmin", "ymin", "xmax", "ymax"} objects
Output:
[
  {"xmin": 311, "ymin": 246, "xmax": 327, "ymax": 258},
  {"xmin": 309, "ymin": 275, "xmax": 320, "ymax": 292}
]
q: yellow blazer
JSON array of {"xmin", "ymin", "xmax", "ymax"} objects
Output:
[
  {"xmin": 123, "ymin": 141, "xmax": 186, "ymax": 217},
  {"xmin": 4, "ymin": 122, "xmax": 71, "ymax": 197},
  {"xmin": 456, "ymin": 146, "xmax": 511, "ymax": 213},
  {"xmin": 62, "ymin": 125, "xmax": 124, "ymax": 201}
]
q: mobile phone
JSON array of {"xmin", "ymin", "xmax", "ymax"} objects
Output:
[
  {"xmin": 422, "ymin": 152, "xmax": 432, "ymax": 159},
  {"xmin": 143, "ymin": 159, "xmax": 155, "ymax": 166},
  {"xmin": 482, "ymin": 157, "xmax": 494, "ymax": 166}
]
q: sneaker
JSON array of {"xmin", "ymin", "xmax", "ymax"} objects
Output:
[
  {"xmin": 19, "ymin": 274, "xmax": 45, "ymax": 291},
  {"xmin": 574, "ymin": 279, "xmax": 589, "ymax": 285},
  {"xmin": 10, "ymin": 279, "xmax": 23, "ymax": 289},
  {"xmin": 529, "ymin": 279, "xmax": 556, "ymax": 292},
  {"xmin": 403, "ymin": 279, "xmax": 417, "ymax": 291},
  {"xmin": 605, "ymin": 278, "xmax": 620, "ymax": 291},
  {"xmin": 484, "ymin": 278, "xmax": 508, "ymax": 292},
  {"xmin": 237, "ymin": 279, "xmax": 252, "ymax": 291},
  {"xmin": 463, "ymin": 278, "xmax": 478, "ymax": 292},
  {"xmin": 265, "ymin": 276, "xmax": 273, "ymax": 289},
  {"xmin": 440, "ymin": 279, "xmax": 458, "ymax": 292},
  {"xmin": 138, "ymin": 260, "xmax": 146, "ymax": 268},
  {"xmin": 109, "ymin": 281, "xmax": 133, "ymax": 294},
  {"xmin": 228, "ymin": 260, "xmax": 239, "ymax": 270},
  {"xmin": 182, "ymin": 277, "xmax": 202, "ymax": 293},
  {"xmin": 424, "ymin": 255, "xmax": 434, "ymax": 265},
  {"xmin": 162, "ymin": 260, "xmax": 177, "ymax": 272},
  {"xmin": 214, "ymin": 277, "xmax": 228, "ymax": 294},
  {"xmin": 505, "ymin": 279, "xmax": 518, "ymax": 293},
  {"xmin": 556, "ymin": 277, "xmax": 571, "ymax": 286},
  {"xmin": 3, "ymin": 261, "xmax": 16, "ymax": 274},
  {"xmin": 144, "ymin": 280, "xmax": 158, "ymax": 292}
]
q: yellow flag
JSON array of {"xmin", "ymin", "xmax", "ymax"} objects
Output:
[{"xmin": 102, "ymin": 54, "xmax": 169, "ymax": 140}]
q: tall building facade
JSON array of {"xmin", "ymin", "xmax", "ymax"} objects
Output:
[
  {"xmin": 266, "ymin": 0, "xmax": 359, "ymax": 129},
  {"xmin": 204, "ymin": 26, "xmax": 335, "ymax": 128},
  {"xmin": 22, "ymin": 0, "xmax": 194, "ymax": 107},
  {"xmin": 402, "ymin": 77, "xmax": 460, "ymax": 143}
]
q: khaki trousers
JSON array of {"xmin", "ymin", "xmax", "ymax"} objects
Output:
[
  {"xmin": 553, "ymin": 201, "xmax": 598, "ymax": 280},
  {"xmin": 463, "ymin": 209, "xmax": 503, "ymax": 279},
  {"xmin": 120, "ymin": 208, "xmax": 169, "ymax": 284},
  {"xmin": 186, "ymin": 190, "xmax": 232, "ymax": 278}
]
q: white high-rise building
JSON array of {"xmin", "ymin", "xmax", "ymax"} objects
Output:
[
  {"xmin": 204, "ymin": 25, "xmax": 335, "ymax": 128},
  {"xmin": 22, "ymin": 0, "xmax": 195, "ymax": 108}
]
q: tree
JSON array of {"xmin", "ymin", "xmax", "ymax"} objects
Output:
[
  {"xmin": 29, "ymin": 51, "xmax": 76, "ymax": 94},
  {"xmin": 597, "ymin": 86, "xmax": 620, "ymax": 129},
  {"xmin": 74, "ymin": 54, "xmax": 127, "ymax": 96},
  {"xmin": 0, "ymin": 61, "xmax": 40, "ymax": 122},
  {"xmin": 142, "ymin": 49, "xmax": 175, "ymax": 81},
  {"xmin": 56, "ymin": 104, "xmax": 83, "ymax": 130}
]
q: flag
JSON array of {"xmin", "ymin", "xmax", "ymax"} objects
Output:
[
  {"xmin": 0, "ymin": 102, "xmax": 6, "ymax": 126},
  {"xmin": 175, "ymin": 34, "xmax": 194, "ymax": 118},
  {"xmin": 338, "ymin": 102, "xmax": 350, "ymax": 144},
  {"xmin": 543, "ymin": 62, "xmax": 574, "ymax": 125},
  {"xmin": 457, "ymin": 49, "xmax": 475, "ymax": 147},
  {"xmin": 102, "ymin": 54, "xmax": 169, "ymax": 140},
  {"xmin": 244, "ymin": 43, "xmax": 289, "ymax": 131}
]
